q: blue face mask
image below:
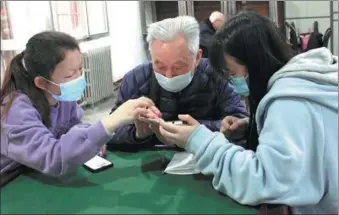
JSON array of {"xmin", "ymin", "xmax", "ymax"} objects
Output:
[
  {"xmin": 44, "ymin": 75, "xmax": 87, "ymax": 102},
  {"xmin": 229, "ymin": 76, "xmax": 249, "ymax": 96},
  {"xmin": 154, "ymin": 71, "xmax": 193, "ymax": 93}
]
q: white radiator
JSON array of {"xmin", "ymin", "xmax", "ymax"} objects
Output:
[{"xmin": 81, "ymin": 45, "xmax": 114, "ymax": 108}]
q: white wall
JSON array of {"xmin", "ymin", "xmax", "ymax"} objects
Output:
[
  {"xmin": 1, "ymin": 1, "xmax": 53, "ymax": 86},
  {"xmin": 106, "ymin": 1, "xmax": 148, "ymax": 82},
  {"xmin": 2, "ymin": 1, "xmax": 148, "ymax": 83},
  {"xmin": 285, "ymin": 1, "xmax": 337, "ymax": 55},
  {"xmin": 332, "ymin": 1, "xmax": 338, "ymax": 56},
  {"xmin": 1, "ymin": 1, "xmax": 53, "ymax": 51}
]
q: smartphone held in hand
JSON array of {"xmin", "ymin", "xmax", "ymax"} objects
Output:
[
  {"xmin": 139, "ymin": 117, "xmax": 186, "ymax": 125},
  {"xmin": 170, "ymin": 120, "xmax": 186, "ymax": 125}
]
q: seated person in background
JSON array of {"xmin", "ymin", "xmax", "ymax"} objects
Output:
[
  {"xmin": 199, "ymin": 11, "xmax": 225, "ymax": 58},
  {"xmin": 220, "ymin": 65, "xmax": 251, "ymax": 141},
  {"xmin": 156, "ymin": 11, "xmax": 338, "ymax": 214},
  {"xmin": 0, "ymin": 31, "xmax": 155, "ymax": 178},
  {"xmin": 107, "ymin": 16, "xmax": 247, "ymax": 150}
]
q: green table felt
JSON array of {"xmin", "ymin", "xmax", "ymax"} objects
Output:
[{"xmin": 0, "ymin": 150, "xmax": 255, "ymax": 214}]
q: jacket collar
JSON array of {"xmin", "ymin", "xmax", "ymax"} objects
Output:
[{"xmin": 204, "ymin": 18, "xmax": 216, "ymax": 34}]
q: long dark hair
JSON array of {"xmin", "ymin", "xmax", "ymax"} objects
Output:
[
  {"xmin": 0, "ymin": 31, "xmax": 80, "ymax": 127},
  {"xmin": 209, "ymin": 11, "xmax": 295, "ymax": 150}
]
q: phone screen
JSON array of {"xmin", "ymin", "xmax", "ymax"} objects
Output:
[{"xmin": 171, "ymin": 120, "xmax": 184, "ymax": 125}]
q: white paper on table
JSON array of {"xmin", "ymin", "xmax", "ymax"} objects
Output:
[{"xmin": 163, "ymin": 151, "xmax": 201, "ymax": 175}]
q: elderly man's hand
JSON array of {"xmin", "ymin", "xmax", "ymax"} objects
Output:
[{"xmin": 135, "ymin": 106, "xmax": 162, "ymax": 139}]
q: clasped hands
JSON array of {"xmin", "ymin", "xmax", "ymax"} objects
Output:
[
  {"xmin": 133, "ymin": 102, "xmax": 248, "ymax": 148},
  {"xmin": 134, "ymin": 105, "xmax": 200, "ymax": 149},
  {"xmin": 108, "ymin": 96, "xmax": 247, "ymax": 150}
]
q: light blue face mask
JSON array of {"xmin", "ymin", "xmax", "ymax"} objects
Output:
[
  {"xmin": 44, "ymin": 75, "xmax": 87, "ymax": 102},
  {"xmin": 229, "ymin": 76, "xmax": 249, "ymax": 96},
  {"xmin": 154, "ymin": 71, "xmax": 193, "ymax": 93}
]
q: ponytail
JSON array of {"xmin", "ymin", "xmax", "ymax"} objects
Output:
[{"xmin": 0, "ymin": 52, "xmax": 51, "ymax": 127}]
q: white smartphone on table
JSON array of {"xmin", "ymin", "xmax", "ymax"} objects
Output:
[{"xmin": 83, "ymin": 155, "xmax": 113, "ymax": 173}]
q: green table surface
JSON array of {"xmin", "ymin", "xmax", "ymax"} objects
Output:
[{"xmin": 1, "ymin": 150, "xmax": 255, "ymax": 214}]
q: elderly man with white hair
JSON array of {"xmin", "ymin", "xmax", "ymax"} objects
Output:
[
  {"xmin": 107, "ymin": 16, "xmax": 246, "ymax": 150},
  {"xmin": 199, "ymin": 11, "xmax": 225, "ymax": 58}
]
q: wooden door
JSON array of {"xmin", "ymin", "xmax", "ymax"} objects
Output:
[
  {"xmin": 155, "ymin": 1, "xmax": 179, "ymax": 21},
  {"xmin": 277, "ymin": 1, "xmax": 286, "ymax": 35},
  {"xmin": 236, "ymin": 1, "xmax": 285, "ymax": 34},
  {"xmin": 236, "ymin": 1, "xmax": 269, "ymax": 16},
  {"xmin": 193, "ymin": 1, "xmax": 221, "ymax": 23}
]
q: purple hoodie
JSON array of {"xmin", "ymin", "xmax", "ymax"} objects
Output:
[{"xmin": 1, "ymin": 93, "xmax": 112, "ymax": 177}]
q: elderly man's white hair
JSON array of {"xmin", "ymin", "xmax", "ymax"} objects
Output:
[
  {"xmin": 146, "ymin": 16, "xmax": 200, "ymax": 56},
  {"xmin": 209, "ymin": 11, "xmax": 224, "ymax": 23}
]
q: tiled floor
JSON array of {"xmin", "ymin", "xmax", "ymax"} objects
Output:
[
  {"xmin": 82, "ymin": 82, "xmax": 121, "ymax": 124},
  {"xmin": 82, "ymin": 96, "xmax": 117, "ymax": 124}
]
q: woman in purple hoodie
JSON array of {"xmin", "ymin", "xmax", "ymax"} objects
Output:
[{"xmin": 0, "ymin": 31, "xmax": 156, "ymax": 177}]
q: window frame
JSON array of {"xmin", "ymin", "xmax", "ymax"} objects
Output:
[
  {"xmin": 49, "ymin": 1, "xmax": 110, "ymax": 42},
  {"xmin": 1, "ymin": 0, "xmax": 110, "ymax": 75}
]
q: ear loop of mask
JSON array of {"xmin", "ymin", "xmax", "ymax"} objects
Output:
[
  {"xmin": 38, "ymin": 76, "xmax": 61, "ymax": 96},
  {"xmin": 39, "ymin": 76, "xmax": 58, "ymax": 86},
  {"xmin": 190, "ymin": 60, "xmax": 196, "ymax": 77},
  {"xmin": 229, "ymin": 74, "xmax": 249, "ymax": 84},
  {"xmin": 22, "ymin": 57, "xmax": 60, "ymax": 96},
  {"xmin": 21, "ymin": 57, "xmax": 30, "ymax": 77}
]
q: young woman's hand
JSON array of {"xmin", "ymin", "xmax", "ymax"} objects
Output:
[
  {"xmin": 157, "ymin": 114, "xmax": 200, "ymax": 148},
  {"xmin": 220, "ymin": 116, "xmax": 248, "ymax": 138},
  {"xmin": 149, "ymin": 122, "xmax": 176, "ymax": 146},
  {"xmin": 98, "ymin": 144, "xmax": 106, "ymax": 157},
  {"xmin": 101, "ymin": 97, "xmax": 155, "ymax": 134},
  {"xmin": 113, "ymin": 97, "xmax": 155, "ymax": 124}
]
